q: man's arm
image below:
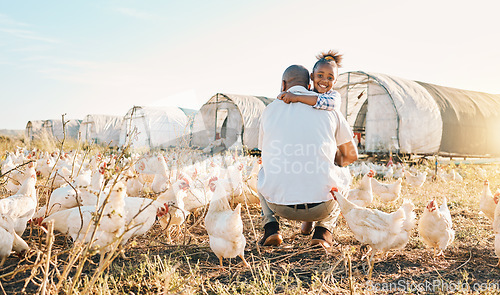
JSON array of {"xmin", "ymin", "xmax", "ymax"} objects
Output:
[{"xmin": 335, "ymin": 141, "xmax": 358, "ymax": 167}]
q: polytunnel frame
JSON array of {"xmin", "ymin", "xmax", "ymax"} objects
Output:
[
  {"xmin": 343, "ymin": 71, "xmax": 401, "ymax": 153},
  {"xmin": 80, "ymin": 115, "xmax": 95, "ymax": 143},
  {"xmin": 43, "ymin": 120, "xmax": 54, "ymax": 138},
  {"xmin": 205, "ymin": 93, "xmax": 245, "ymax": 146},
  {"xmin": 123, "ymin": 106, "xmax": 152, "ymax": 148},
  {"xmin": 26, "ymin": 121, "xmax": 34, "ymax": 142}
]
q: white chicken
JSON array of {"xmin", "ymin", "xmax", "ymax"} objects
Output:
[
  {"xmin": 218, "ymin": 162, "xmax": 245, "ymax": 198},
  {"xmin": 0, "ymin": 214, "xmax": 30, "ymax": 267},
  {"xmin": 479, "ymin": 180, "xmax": 496, "ymax": 222},
  {"xmin": 2, "ymin": 154, "xmax": 22, "ymax": 193},
  {"xmin": 392, "ymin": 163, "xmax": 405, "ymax": 179},
  {"xmin": 437, "ymin": 167, "xmax": 455, "ymax": 182},
  {"xmin": 371, "ymin": 177, "xmax": 403, "ymax": 204},
  {"xmin": 77, "ymin": 164, "xmax": 107, "ymax": 207},
  {"xmin": 151, "ymin": 154, "xmax": 170, "ymax": 194},
  {"xmin": 43, "ymin": 182, "xmax": 127, "ymax": 264},
  {"xmin": 404, "ymin": 169, "xmax": 427, "ymax": 187},
  {"xmin": 120, "ymin": 178, "xmax": 190, "ymax": 245},
  {"xmin": 157, "ymin": 185, "xmax": 189, "ymax": 242},
  {"xmin": 245, "ymin": 157, "xmax": 261, "ymax": 195},
  {"xmin": 36, "ymin": 154, "xmax": 55, "ymax": 179},
  {"xmin": 492, "ymin": 194, "xmax": 500, "ymax": 267},
  {"xmin": 124, "ymin": 172, "xmax": 146, "ymax": 198},
  {"xmin": 204, "ymin": 178, "xmax": 249, "ymax": 268},
  {"xmin": 4, "ymin": 160, "xmax": 36, "ymax": 193},
  {"xmin": 453, "ymin": 170, "xmax": 464, "ymax": 182},
  {"xmin": 418, "ymin": 198, "xmax": 455, "ymax": 257},
  {"xmin": 332, "ymin": 188, "xmax": 415, "ymax": 278},
  {"xmin": 225, "ymin": 161, "xmax": 259, "ymax": 204},
  {"xmin": 347, "ymin": 170, "xmax": 375, "ymax": 207},
  {"xmin": 176, "ymin": 172, "xmax": 217, "ymax": 212},
  {"xmin": 49, "ymin": 166, "xmax": 73, "ymax": 189},
  {"xmin": 32, "ymin": 173, "xmax": 92, "ymax": 221},
  {"xmin": 384, "ymin": 166, "xmax": 394, "ymax": 180},
  {"xmin": 0, "ymin": 171, "xmax": 38, "ymax": 236}
]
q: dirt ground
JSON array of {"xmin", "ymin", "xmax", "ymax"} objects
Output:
[{"xmin": 2, "ymin": 163, "xmax": 500, "ymax": 294}]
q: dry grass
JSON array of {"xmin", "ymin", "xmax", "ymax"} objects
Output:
[{"xmin": 1, "ymin": 136, "xmax": 500, "ymax": 294}]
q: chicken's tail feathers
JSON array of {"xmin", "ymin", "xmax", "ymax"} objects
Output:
[
  {"xmin": 234, "ymin": 203, "xmax": 242, "ymax": 216},
  {"xmin": 441, "ymin": 197, "xmax": 448, "ymax": 208},
  {"xmin": 401, "ymin": 199, "xmax": 416, "ymax": 230},
  {"xmin": 439, "ymin": 197, "xmax": 453, "ymax": 223},
  {"xmin": 389, "ymin": 207, "xmax": 406, "ymax": 233},
  {"xmin": 208, "ymin": 189, "xmax": 231, "ymax": 212},
  {"xmin": 401, "ymin": 199, "xmax": 415, "ymax": 212},
  {"xmin": 392, "ymin": 207, "xmax": 405, "ymax": 221},
  {"xmin": 12, "ymin": 232, "xmax": 29, "ymax": 253}
]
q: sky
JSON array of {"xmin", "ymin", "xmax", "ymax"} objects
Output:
[{"xmin": 1, "ymin": 0, "xmax": 500, "ymax": 130}]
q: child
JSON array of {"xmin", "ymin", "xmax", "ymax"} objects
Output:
[{"xmin": 278, "ymin": 50, "xmax": 342, "ymax": 111}]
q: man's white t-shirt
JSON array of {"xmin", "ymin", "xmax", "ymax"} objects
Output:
[{"xmin": 258, "ymin": 86, "xmax": 353, "ymax": 205}]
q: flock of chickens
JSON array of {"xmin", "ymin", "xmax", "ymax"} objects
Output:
[
  {"xmin": 0, "ymin": 147, "xmax": 499, "ymax": 278},
  {"xmin": 0, "ymin": 147, "xmax": 258, "ymax": 269}
]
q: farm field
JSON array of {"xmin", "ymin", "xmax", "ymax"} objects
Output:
[{"xmin": 0, "ymin": 139, "xmax": 500, "ymax": 294}]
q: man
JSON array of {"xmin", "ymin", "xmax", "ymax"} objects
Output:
[{"xmin": 257, "ymin": 65, "xmax": 358, "ymax": 248}]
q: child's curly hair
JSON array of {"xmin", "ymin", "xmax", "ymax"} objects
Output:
[{"xmin": 313, "ymin": 50, "xmax": 343, "ymax": 72}]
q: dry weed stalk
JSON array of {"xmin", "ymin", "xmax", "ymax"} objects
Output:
[{"xmin": 40, "ymin": 221, "xmax": 54, "ymax": 295}]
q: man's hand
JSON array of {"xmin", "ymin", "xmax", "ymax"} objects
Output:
[{"xmin": 277, "ymin": 91, "xmax": 298, "ymax": 104}]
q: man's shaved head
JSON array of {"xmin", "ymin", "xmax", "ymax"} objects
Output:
[{"xmin": 282, "ymin": 65, "xmax": 310, "ymax": 90}]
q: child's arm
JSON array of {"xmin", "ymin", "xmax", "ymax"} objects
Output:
[
  {"xmin": 277, "ymin": 91, "xmax": 339, "ymax": 111},
  {"xmin": 277, "ymin": 91, "xmax": 318, "ymax": 106},
  {"xmin": 312, "ymin": 92, "xmax": 340, "ymax": 111}
]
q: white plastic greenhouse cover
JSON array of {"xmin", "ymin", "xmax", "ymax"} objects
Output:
[
  {"xmin": 335, "ymin": 71, "xmax": 442, "ymax": 154},
  {"xmin": 25, "ymin": 120, "xmax": 44, "ymax": 143},
  {"xmin": 191, "ymin": 111, "xmax": 209, "ymax": 147},
  {"xmin": 80, "ymin": 115, "xmax": 123, "ymax": 146},
  {"xmin": 46, "ymin": 119, "xmax": 81, "ymax": 141},
  {"xmin": 119, "ymin": 106, "xmax": 189, "ymax": 149},
  {"xmin": 192, "ymin": 93, "xmax": 273, "ymax": 150}
]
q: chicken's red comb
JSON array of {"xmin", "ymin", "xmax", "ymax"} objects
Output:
[
  {"xmin": 156, "ymin": 203, "xmax": 169, "ymax": 217},
  {"xmin": 426, "ymin": 199, "xmax": 437, "ymax": 211}
]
